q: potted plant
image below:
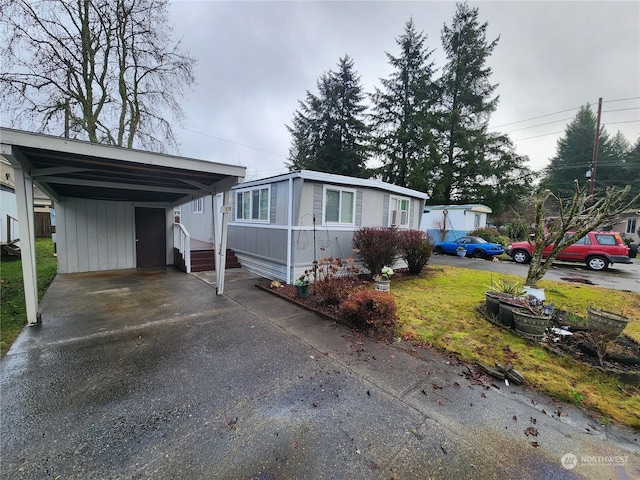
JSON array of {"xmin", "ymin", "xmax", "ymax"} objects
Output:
[
  {"xmin": 490, "ymin": 280, "xmax": 527, "ymax": 328},
  {"xmin": 485, "ymin": 279, "xmax": 523, "ymax": 324},
  {"xmin": 456, "ymin": 245, "xmax": 467, "ymax": 257},
  {"xmin": 294, "ymin": 271, "xmax": 311, "ymax": 298},
  {"xmin": 374, "ymin": 266, "xmax": 394, "ymax": 291}
]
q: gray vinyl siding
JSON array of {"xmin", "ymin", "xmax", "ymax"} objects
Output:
[
  {"xmin": 180, "ymin": 195, "xmax": 214, "ymax": 243},
  {"xmin": 56, "ymin": 197, "xmax": 171, "ymax": 274},
  {"xmin": 229, "ymin": 174, "xmax": 426, "ymax": 281},
  {"xmin": 227, "ymin": 225, "xmax": 288, "ymax": 263}
]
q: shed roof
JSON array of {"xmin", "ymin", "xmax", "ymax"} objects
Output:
[
  {"xmin": 423, "ymin": 204, "xmax": 492, "ymax": 214},
  {"xmin": 0, "ymin": 128, "xmax": 246, "ymax": 205},
  {"xmin": 233, "ymin": 169, "xmax": 429, "ymax": 200}
]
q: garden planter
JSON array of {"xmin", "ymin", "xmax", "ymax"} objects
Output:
[
  {"xmin": 497, "ymin": 297, "xmax": 527, "ymax": 328},
  {"xmin": 295, "ymin": 283, "xmax": 310, "ymax": 298},
  {"xmin": 456, "ymin": 249, "xmax": 467, "ymax": 257},
  {"xmin": 375, "ymin": 279, "xmax": 391, "ymax": 292},
  {"xmin": 586, "ymin": 308, "xmax": 629, "ymax": 337},
  {"xmin": 513, "ymin": 308, "xmax": 551, "ymax": 341},
  {"xmin": 485, "ymin": 292, "xmax": 509, "ymax": 318}
]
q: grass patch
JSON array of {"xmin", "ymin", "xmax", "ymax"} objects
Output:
[
  {"xmin": 1, "ymin": 238, "xmax": 58, "ymax": 356},
  {"xmin": 393, "ymin": 265, "xmax": 640, "ymax": 429}
]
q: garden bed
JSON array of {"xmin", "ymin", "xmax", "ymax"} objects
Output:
[{"xmin": 480, "ymin": 304, "xmax": 640, "ymax": 385}]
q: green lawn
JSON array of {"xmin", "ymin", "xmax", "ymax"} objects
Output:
[
  {"xmin": 1, "ymin": 238, "xmax": 58, "ymax": 356},
  {"xmin": 392, "ymin": 265, "xmax": 640, "ymax": 429}
]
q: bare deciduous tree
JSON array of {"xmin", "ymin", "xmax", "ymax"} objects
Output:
[
  {"xmin": 524, "ymin": 182, "xmax": 640, "ymax": 287},
  {"xmin": 0, "ymin": 0, "xmax": 195, "ymax": 152}
]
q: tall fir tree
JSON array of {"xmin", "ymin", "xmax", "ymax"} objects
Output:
[
  {"xmin": 623, "ymin": 138, "xmax": 640, "ymax": 200},
  {"xmin": 370, "ymin": 18, "xmax": 438, "ymax": 190},
  {"xmin": 433, "ymin": 2, "xmax": 501, "ymax": 204},
  {"xmin": 540, "ymin": 105, "xmax": 631, "ymax": 198},
  {"xmin": 286, "ymin": 56, "xmax": 370, "ymax": 177}
]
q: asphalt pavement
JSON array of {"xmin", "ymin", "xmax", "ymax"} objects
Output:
[
  {"xmin": 1, "ymin": 268, "xmax": 638, "ymax": 479},
  {"xmin": 429, "ymin": 254, "xmax": 640, "ymax": 293}
]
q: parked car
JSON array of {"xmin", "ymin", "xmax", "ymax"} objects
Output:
[
  {"xmin": 434, "ymin": 236, "xmax": 504, "ymax": 259},
  {"xmin": 505, "ymin": 231, "xmax": 632, "ymax": 271}
]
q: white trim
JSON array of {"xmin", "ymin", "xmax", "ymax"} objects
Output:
[
  {"xmin": 234, "ymin": 184, "xmax": 271, "ymax": 223},
  {"xmin": 232, "ymin": 169, "xmax": 428, "ymax": 200},
  {"xmin": 1, "ymin": 127, "xmax": 246, "ymax": 177},
  {"xmin": 286, "ymin": 177, "xmax": 293, "ymax": 284},
  {"xmin": 389, "ymin": 195, "xmax": 410, "ymax": 228},
  {"xmin": 192, "ymin": 197, "xmax": 204, "ymax": 214},
  {"xmin": 322, "ymin": 185, "xmax": 356, "ymax": 226}
]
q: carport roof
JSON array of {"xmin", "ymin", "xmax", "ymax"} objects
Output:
[{"xmin": 0, "ymin": 128, "xmax": 246, "ymax": 204}]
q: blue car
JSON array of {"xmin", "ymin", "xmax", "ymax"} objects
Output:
[{"xmin": 434, "ymin": 236, "xmax": 504, "ymax": 259}]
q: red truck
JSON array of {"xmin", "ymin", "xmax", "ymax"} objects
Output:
[{"xmin": 505, "ymin": 231, "xmax": 633, "ymax": 271}]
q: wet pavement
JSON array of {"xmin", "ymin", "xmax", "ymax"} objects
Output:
[
  {"xmin": 1, "ymin": 268, "xmax": 639, "ymax": 479},
  {"xmin": 430, "ymin": 255, "xmax": 640, "ymax": 293}
]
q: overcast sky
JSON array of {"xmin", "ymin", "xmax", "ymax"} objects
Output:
[{"xmin": 167, "ymin": 1, "xmax": 640, "ymax": 181}]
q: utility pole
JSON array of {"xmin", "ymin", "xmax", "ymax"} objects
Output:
[{"xmin": 589, "ymin": 97, "xmax": 603, "ymax": 196}]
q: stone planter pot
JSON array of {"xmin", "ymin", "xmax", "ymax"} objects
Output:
[
  {"xmin": 375, "ymin": 279, "xmax": 391, "ymax": 292},
  {"xmin": 456, "ymin": 249, "xmax": 467, "ymax": 257},
  {"xmin": 586, "ymin": 308, "xmax": 629, "ymax": 337},
  {"xmin": 485, "ymin": 291, "xmax": 509, "ymax": 319},
  {"xmin": 295, "ymin": 283, "xmax": 310, "ymax": 298},
  {"xmin": 497, "ymin": 297, "xmax": 527, "ymax": 329},
  {"xmin": 512, "ymin": 308, "xmax": 551, "ymax": 341}
]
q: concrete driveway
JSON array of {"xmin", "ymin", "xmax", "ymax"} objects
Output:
[{"xmin": 1, "ymin": 268, "xmax": 638, "ymax": 479}]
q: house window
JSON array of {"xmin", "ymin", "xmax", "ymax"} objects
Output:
[
  {"xmin": 626, "ymin": 218, "xmax": 637, "ymax": 235},
  {"xmin": 324, "ymin": 186, "xmax": 355, "ymax": 224},
  {"xmin": 192, "ymin": 197, "xmax": 204, "ymax": 214},
  {"xmin": 389, "ymin": 196, "xmax": 410, "ymax": 227},
  {"xmin": 235, "ymin": 186, "xmax": 270, "ymax": 222},
  {"xmin": 474, "ymin": 213, "xmax": 481, "ymax": 229}
]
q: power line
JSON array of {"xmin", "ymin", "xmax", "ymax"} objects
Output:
[
  {"xmin": 490, "ymin": 97, "xmax": 640, "ymax": 130},
  {"xmin": 490, "ymin": 106, "xmax": 583, "ymax": 129},
  {"xmin": 178, "ymin": 126, "xmax": 288, "ymax": 158}
]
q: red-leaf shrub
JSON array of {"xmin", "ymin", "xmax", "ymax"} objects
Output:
[
  {"xmin": 352, "ymin": 227, "xmax": 400, "ymax": 277},
  {"xmin": 311, "ymin": 257, "xmax": 360, "ymax": 306},
  {"xmin": 398, "ymin": 229, "xmax": 433, "ymax": 275},
  {"xmin": 339, "ymin": 289, "xmax": 397, "ymax": 340}
]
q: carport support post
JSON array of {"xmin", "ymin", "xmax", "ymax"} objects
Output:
[
  {"xmin": 215, "ymin": 191, "xmax": 231, "ymax": 295},
  {"xmin": 13, "ymin": 167, "xmax": 40, "ymax": 325}
]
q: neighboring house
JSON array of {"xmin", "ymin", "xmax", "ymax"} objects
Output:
[
  {"xmin": 421, "ymin": 204, "xmax": 492, "ymax": 242},
  {"xmin": 223, "ymin": 170, "xmax": 428, "ymax": 283},
  {"xmin": 1, "ymin": 155, "xmax": 53, "ymax": 244},
  {"xmin": 607, "ymin": 209, "xmax": 640, "ymax": 243},
  {"xmin": 0, "ymin": 155, "xmax": 19, "ymax": 245}
]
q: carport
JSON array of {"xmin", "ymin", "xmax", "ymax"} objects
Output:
[{"xmin": 0, "ymin": 128, "xmax": 246, "ymax": 325}]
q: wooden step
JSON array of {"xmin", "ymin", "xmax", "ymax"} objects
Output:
[{"xmin": 182, "ymin": 248, "xmax": 241, "ymax": 272}]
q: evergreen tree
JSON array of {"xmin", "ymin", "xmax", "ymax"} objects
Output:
[
  {"xmin": 432, "ymin": 2, "xmax": 501, "ymax": 204},
  {"xmin": 622, "ymin": 138, "xmax": 640, "ymax": 200},
  {"xmin": 540, "ymin": 105, "xmax": 633, "ymax": 198},
  {"xmin": 370, "ymin": 18, "xmax": 438, "ymax": 190},
  {"xmin": 286, "ymin": 56, "xmax": 370, "ymax": 177}
]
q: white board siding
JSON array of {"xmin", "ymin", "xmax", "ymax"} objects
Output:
[
  {"xmin": 179, "ymin": 195, "xmax": 214, "ymax": 243},
  {"xmin": 56, "ymin": 198, "xmax": 170, "ymax": 273}
]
